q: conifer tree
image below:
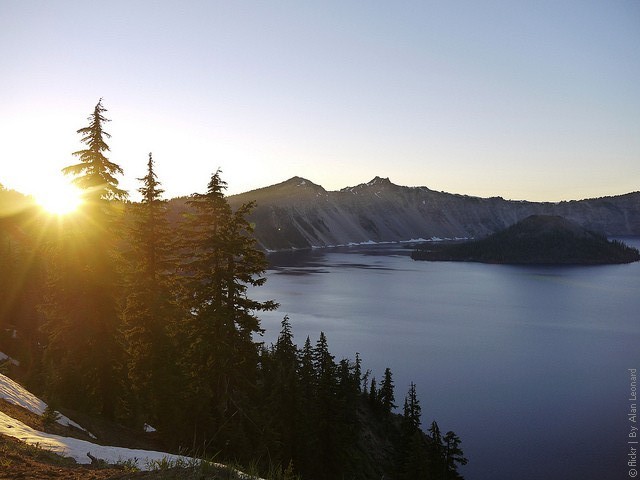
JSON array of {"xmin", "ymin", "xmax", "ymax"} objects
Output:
[
  {"xmin": 353, "ymin": 352, "xmax": 362, "ymax": 393},
  {"xmin": 403, "ymin": 381, "xmax": 422, "ymax": 431},
  {"xmin": 428, "ymin": 420, "xmax": 446, "ymax": 478},
  {"xmin": 312, "ymin": 332, "xmax": 343, "ymax": 479},
  {"xmin": 298, "ymin": 336, "xmax": 316, "ymax": 397},
  {"xmin": 337, "ymin": 357, "xmax": 359, "ymax": 409},
  {"xmin": 177, "ymin": 169, "xmax": 276, "ymax": 452},
  {"xmin": 403, "ymin": 431, "xmax": 430, "ymax": 479},
  {"xmin": 369, "ymin": 377, "xmax": 378, "ymax": 406},
  {"xmin": 267, "ymin": 316, "xmax": 300, "ymax": 468},
  {"xmin": 62, "ymin": 99, "xmax": 127, "ymax": 202},
  {"xmin": 275, "ymin": 315, "xmax": 296, "ymax": 363},
  {"xmin": 0, "ymin": 189, "xmax": 46, "ymax": 378},
  {"xmin": 296, "ymin": 336, "xmax": 319, "ymax": 475},
  {"xmin": 429, "ymin": 421, "xmax": 443, "ymax": 450},
  {"xmin": 361, "ymin": 367, "xmax": 371, "ymax": 396},
  {"xmin": 313, "ymin": 331, "xmax": 334, "ymax": 380},
  {"xmin": 397, "ymin": 382, "xmax": 425, "ymax": 479},
  {"xmin": 43, "ymin": 99, "xmax": 126, "ymax": 419},
  {"xmin": 443, "ymin": 430, "xmax": 468, "ymax": 477},
  {"xmin": 122, "ymin": 153, "xmax": 179, "ymax": 429},
  {"xmin": 335, "ymin": 356, "xmax": 360, "ymax": 471},
  {"xmin": 379, "ymin": 367, "xmax": 396, "ymax": 414}
]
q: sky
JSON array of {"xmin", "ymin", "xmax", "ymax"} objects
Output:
[{"xmin": 1, "ymin": 0, "xmax": 639, "ymax": 202}]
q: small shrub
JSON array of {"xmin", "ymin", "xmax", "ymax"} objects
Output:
[
  {"xmin": 145, "ymin": 455, "xmax": 202, "ymax": 471},
  {"xmin": 266, "ymin": 460, "xmax": 301, "ymax": 480},
  {"xmin": 42, "ymin": 405, "xmax": 61, "ymax": 428},
  {"xmin": 116, "ymin": 456, "xmax": 140, "ymax": 472}
]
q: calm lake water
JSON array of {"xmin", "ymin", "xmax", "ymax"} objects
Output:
[{"xmin": 251, "ymin": 239, "xmax": 640, "ymax": 480}]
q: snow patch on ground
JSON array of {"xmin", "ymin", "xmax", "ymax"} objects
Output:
[
  {"xmin": 0, "ymin": 351, "xmax": 20, "ymax": 366},
  {"xmin": 0, "ymin": 370, "xmax": 94, "ymax": 438},
  {"xmin": 0, "ymin": 368, "xmax": 262, "ymax": 480},
  {"xmin": 0, "ymin": 411, "xmax": 189, "ymax": 469},
  {"xmin": 0, "ymin": 367, "xmax": 264, "ymax": 478},
  {"xmin": 0, "ymin": 412, "xmax": 264, "ymax": 477},
  {"xmin": 143, "ymin": 423, "xmax": 157, "ymax": 433}
]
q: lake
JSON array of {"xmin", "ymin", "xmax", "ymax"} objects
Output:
[{"xmin": 251, "ymin": 239, "xmax": 640, "ymax": 480}]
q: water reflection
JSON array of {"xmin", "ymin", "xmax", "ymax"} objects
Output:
[{"xmin": 254, "ymin": 240, "xmax": 640, "ymax": 480}]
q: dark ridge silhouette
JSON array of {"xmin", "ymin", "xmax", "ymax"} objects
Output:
[{"xmin": 412, "ymin": 215, "xmax": 640, "ymax": 265}]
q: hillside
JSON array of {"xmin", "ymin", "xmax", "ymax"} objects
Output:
[
  {"xmin": 212, "ymin": 177, "xmax": 640, "ymax": 251},
  {"xmin": 0, "ymin": 368, "xmax": 266, "ymax": 479},
  {"xmin": 411, "ymin": 215, "xmax": 640, "ymax": 264},
  {"xmin": 1, "ymin": 182, "xmax": 466, "ymax": 480},
  {"xmin": 0, "ymin": 367, "xmax": 434, "ymax": 480},
  {"xmin": 1, "ymin": 342, "xmax": 443, "ymax": 480}
]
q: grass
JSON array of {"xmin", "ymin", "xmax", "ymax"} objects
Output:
[
  {"xmin": 0, "ymin": 433, "xmax": 303, "ymax": 480},
  {"xmin": 141, "ymin": 455, "xmax": 301, "ymax": 480},
  {"xmin": 0, "ymin": 436, "xmax": 77, "ymax": 468}
]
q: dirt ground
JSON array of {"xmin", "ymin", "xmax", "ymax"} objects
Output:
[
  {"xmin": 0, "ymin": 400, "xmax": 162, "ymax": 479},
  {"xmin": 0, "ymin": 433, "xmax": 128, "ymax": 479},
  {"xmin": 0, "ymin": 433, "xmax": 242, "ymax": 479}
]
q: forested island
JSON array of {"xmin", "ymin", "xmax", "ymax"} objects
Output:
[
  {"xmin": 0, "ymin": 100, "xmax": 467, "ymax": 479},
  {"xmin": 412, "ymin": 215, "xmax": 640, "ymax": 265}
]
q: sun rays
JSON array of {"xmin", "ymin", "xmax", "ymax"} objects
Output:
[{"xmin": 34, "ymin": 178, "xmax": 83, "ymax": 215}]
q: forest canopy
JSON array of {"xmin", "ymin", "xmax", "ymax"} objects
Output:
[{"xmin": 0, "ymin": 100, "xmax": 466, "ymax": 479}]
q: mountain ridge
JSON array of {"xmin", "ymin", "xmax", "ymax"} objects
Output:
[{"xmin": 223, "ymin": 176, "xmax": 640, "ymax": 251}]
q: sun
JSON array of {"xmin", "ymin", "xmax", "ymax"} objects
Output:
[{"xmin": 35, "ymin": 178, "xmax": 83, "ymax": 215}]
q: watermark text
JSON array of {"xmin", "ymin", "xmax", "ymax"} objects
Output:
[{"xmin": 629, "ymin": 368, "xmax": 637, "ymax": 478}]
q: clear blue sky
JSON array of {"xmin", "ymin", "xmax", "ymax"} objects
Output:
[{"xmin": 1, "ymin": 0, "xmax": 639, "ymax": 201}]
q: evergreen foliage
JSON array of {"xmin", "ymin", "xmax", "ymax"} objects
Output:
[
  {"xmin": 379, "ymin": 367, "xmax": 396, "ymax": 415},
  {"xmin": 122, "ymin": 153, "xmax": 180, "ymax": 430},
  {"xmin": 0, "ymin": 187, "xmax": 46, "ymax": 381},
  {"xmin": 444, "ymin": 430, "xmax": 468, "ymax": 475},
  {"xmin": 0, "ymin": 101, "xmax": 468, "ymax": 480},
  {"xmin": 42, "ymin": 99, "xmax": 125, "ymax": 419},
  {"xmin": 62, "ymin": 98, "xmax": 127, "ymax": 202},
  {"xmin": 174, "ymin": 169, "xmax": 277, "ymax": 454},
  {"xmin": 403, "ymin": 382, "xmax": 421, "ymax": 431}
]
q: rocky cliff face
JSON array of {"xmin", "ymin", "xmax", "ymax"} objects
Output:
[{"xmin": 223, "ymin": 176, "xmax": 640, "ymax": 251}]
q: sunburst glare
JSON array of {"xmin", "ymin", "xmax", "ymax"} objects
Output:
[{"xmin": 35, "ymin": 178, "xmax": 83, "ymax": 215}]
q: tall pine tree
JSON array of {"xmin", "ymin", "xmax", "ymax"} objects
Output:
[
  {"xmin": 397, "ymin": 382, "xmax": 426, "ymax": 479},
  {"xmin": 404, "ymin": 382, "xmax": 421, "ymax": 431},
  {"xmin": 62, "ymin": 99, "xmax": 127, "ymax": 202},
  {"xmin": 295, "ymin": 336, "xmax": 320, "ymax": 475},
  {"xmin": 443, "ymin": 430, "xmax": 468, "ymax": 478},
  {"xmin": 379, "ymin": 367, "xmax": 396, "ymax": 415},
  {"xmin": 177, "ymin": 169, "xmax": 277, "ymax": 453},
  {"xmin": 122, "ymin": 153, "xmax": 179, "ymax": 430},
  {"xmin": 43, "ymin": 99, "xmax": 126, "ymax": 419},
  {"xmin": 262, "ymin": 316, "xmax": 300, "ymax": 470}
]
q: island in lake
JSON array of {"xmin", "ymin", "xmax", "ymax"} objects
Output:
[{"xmin": 412, "ymin": 215, "xmax": 640, "ymax": 265}]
